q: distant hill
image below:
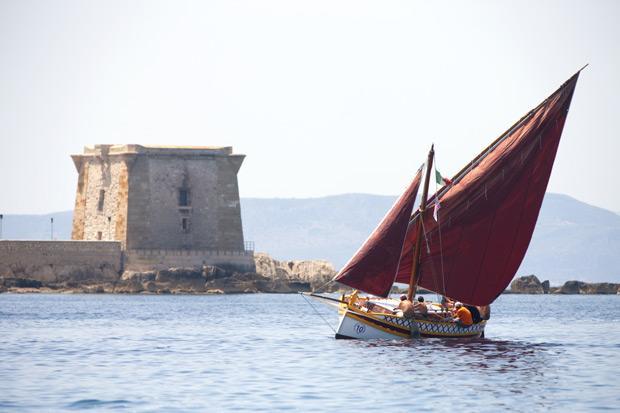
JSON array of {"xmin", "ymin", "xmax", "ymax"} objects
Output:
[
  {"xmin": 240, "ymin": 193, "xmax": 620, "ymax": 284},
  {"xmin": 518, "ymin": 194, "xmax": 620, "ymax": 284},
  {"xmin": 242, "ymin": 194, "xmax": 395, "ymax": 275},
  {"xmin": 2, "ymin": 193, "xmax": 619, "ymax": 284}
]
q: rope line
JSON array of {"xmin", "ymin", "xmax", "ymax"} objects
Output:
[
  {"xmin": 314, "ymin": 278, "xmax": 335, "ymax": 294},
  {"xmin": 434, "ymin": 155, "xmax": 448, "ymax": 298},
  {"xmin": 420, "ymin": 218, "xmax": 442, "ymax": 297},
  {"xmin": 300, "ymin": 292, "xmax": 338, "ymax": 334}
]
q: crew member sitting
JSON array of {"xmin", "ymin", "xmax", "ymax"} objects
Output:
[
  {"xmin": 441, "ymin": 296, "xmax": 455, "ymax": 310},
  {"xmin": 452, "ymin": 302, "xmax": 473, "ymax": 326},
  {"xmin": 465, "ymin": 304, "xmax": 482, "ymax": 324},
  {"xmin": 477, "ymin": 305, "xmax": 491, "ymax": 321},
  {"xmin": 413, "ymin": 296, "xmax": 428, "ymax": 315},
  {"xmin": 397, "ymin": 294, "xmax": 416, "ymax": 319}
]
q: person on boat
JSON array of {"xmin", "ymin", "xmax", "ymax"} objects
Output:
[
  {"xmin": 439, "ymin": 296, "xmax": 455, "ymax": 319},
  {"xmin": 452, "ymin": 302, "xmax": 473, "ymax": 327},
  {"xmin": 464, "ymin": 304, "xmax": 483, "ymax": 324},
  {"xmin": 419, "ymin": 297, "xmax": 446, "ymax": 321},
  {"xmin": 413, "ymin": 296, "xmax": 428, "ymax": 315},
  {"xmin": 477, "ymin": 305, "xmax": 491, "ymax": 320},
  {"xmin": 441, "ymin": 296, "xmax": 455, "ymax": 310},
  {"xmin": 396, "ymin": 295, "xmax": 416, "ymax": 318}
]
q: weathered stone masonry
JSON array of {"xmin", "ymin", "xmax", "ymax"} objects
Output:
[
  {"xmin": 70, "ymin": 144, "xmax": 253, "ymax": 271},
  {"xmin": 0, "ymin": 241, "xmax": 121, "ymax": 270},
  {"xmin": 0, "ymin": 240, "xmax": 122, "ymax": 284}
]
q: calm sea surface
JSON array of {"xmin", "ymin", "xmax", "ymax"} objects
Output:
[{"xmin": 1, "ymin": 293, "xmax": 619, "ymax": 412}]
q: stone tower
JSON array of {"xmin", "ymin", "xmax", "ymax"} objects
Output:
[{"xmin": 70, "ymin": 144, "xmax": 252, "ymax": 270}]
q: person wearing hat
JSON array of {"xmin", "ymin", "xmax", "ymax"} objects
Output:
[{"xmin": 452, "ymin": 302, "xmax": 473, "ymax": 326}]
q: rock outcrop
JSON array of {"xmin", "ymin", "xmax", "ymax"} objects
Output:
[
  {"xmin": 509, "ymin": 276, "xmax": 620, "ymax": 295},
  {"xmin": 556, "ymin": 281, "xmax": 620, "ymax": 294},
  {"xmin": 253, "ymin": 253, "xmax": 339, "ymax": 291},
  {"xmin": 583, "ymin": 283, "xmax": 620, "ymax": 294},
  {"xmin": 205, "ymin": 270, "xmax": 310, "ymax": 294},
  {"xmin": 113, "ymin": 261, "xmax": 315, "ymax": 294},
  {"xmin": 556, "ymin": 280, "xmax": 585, "ymax": 294},
  {"xmin": 510, "ymin": 275, "xmax": 546, "ymax": 294}
]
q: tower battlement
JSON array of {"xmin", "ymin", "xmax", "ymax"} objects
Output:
[{"xmin": 79, "ymin": 144, "xmax": 235, "ymax": 157}]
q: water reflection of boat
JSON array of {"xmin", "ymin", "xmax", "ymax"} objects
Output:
[{"xmin": 309, "ymin": 69, "xmax": 583, "ymax": 339}]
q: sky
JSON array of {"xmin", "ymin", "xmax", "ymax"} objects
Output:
[{"xmin": 1, "ymin": 0, "xmax": 619, "ymax": 214}]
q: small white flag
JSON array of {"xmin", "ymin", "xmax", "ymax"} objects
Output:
[{"xmin": 433, "ymin": 199, "xmax": 440, "ymax": 221}]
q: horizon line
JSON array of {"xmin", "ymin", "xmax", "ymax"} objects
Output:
[{"xmin": 1, "ymin": 191, "xmax": 617, "ymax": 216}]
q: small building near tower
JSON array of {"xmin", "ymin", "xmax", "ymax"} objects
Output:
[{"xmin": 70, "ymin": 144, "xmax": 253, "ymax": 271}]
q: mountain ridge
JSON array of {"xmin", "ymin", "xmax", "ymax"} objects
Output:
[{"xmin": 2, "ymin": 193, "xmax": 618, "ymax": 284}]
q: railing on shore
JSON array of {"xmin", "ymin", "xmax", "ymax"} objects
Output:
[
  {"xmin": 127, "ymin": 248, "xmax": 254, "ymax": 257},
  {"xmin": 244, "ymin": 241, "xmax": 255, "ymax": 252}
]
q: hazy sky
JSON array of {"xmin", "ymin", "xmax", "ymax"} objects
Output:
[{"xmin": 1, "ymin": 0, "xmax": 619, "ymax": 214}]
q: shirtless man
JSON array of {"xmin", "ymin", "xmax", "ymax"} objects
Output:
[
  {"xmin": 397, "ymin": 295, "xmax": 416, "ymax": 319},
  {"xmin": 413, "ymin": 296, "xmax": 428, "ymax": 315}
]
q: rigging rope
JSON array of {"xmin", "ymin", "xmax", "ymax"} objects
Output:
[
  {"xmin": 300, "ymin": 292, "xmax": 338, "ymax": 334},
  {"xmin": 433, "ymin": 156, "xmax": 448, "ymax": 298},
  {"xmin": 420, "ymin": 218, "xmax": 442, "ymax": 298},
  {"xmin": 313, "ymin": 278, "xmax": 335, "ymax": 294},
  {"xmin": 416, "ymin": 153, "xmax": 448, "ymax": 303}
]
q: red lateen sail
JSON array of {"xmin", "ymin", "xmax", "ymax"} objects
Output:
[
  {"xmin": 333, "ymin": 167, "xmax": 423, "ymax": 297},
  {"xmin": 395, "ymin": 72, "xmax": 581, "ymax": 305}
]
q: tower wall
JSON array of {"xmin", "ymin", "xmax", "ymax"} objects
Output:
[
  {"xmin": 70, "ymin": 144, "xmax": 251, "ymax": 271},
  {"xmin": 71, "ymin": 150, "xmax": 132, "ymax": 246},
  {"xmin": 126, "ymin": 154, "xmax": 245, "ymax": 250}
]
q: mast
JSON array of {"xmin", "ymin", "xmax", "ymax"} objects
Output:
[{"xmin": 407, "ymin": 144, "xmax": 434, "ymax": 301}]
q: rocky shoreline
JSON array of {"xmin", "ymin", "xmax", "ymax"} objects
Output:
[
  {"xmin": 508, "ymin": 275, "xmax": 620, "ymax": 295},
  {"xmin": 1, "ymin": 259, "xmax": 617, "ymax": 295},
  {"xmin": 0, "ymin": 253, "xmax": 341, "ymax": 295}
]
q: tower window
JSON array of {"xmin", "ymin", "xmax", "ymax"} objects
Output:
[
  {"xmin": 97, "ymin": 231, "xmax": 103, "ymax": 240},
  {"xmin": 98, "ymin": 190, "xmax": 105, "ymax": 211},
  {"xmin": 181, "ymin": 218, "xmax": 190, "ymax": 233},
  {"xmin": 179, "ymin": 189, "xmax": 190, "ymax": 207}
]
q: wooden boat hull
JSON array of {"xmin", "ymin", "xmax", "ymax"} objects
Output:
[{"xmin": 336, "ymin": 306, "xmax": 486, "ymax": 340}]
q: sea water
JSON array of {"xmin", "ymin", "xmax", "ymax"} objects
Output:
[{"xmin": 0, "ymin": 293, "xmax": 618, "ymax": 412}]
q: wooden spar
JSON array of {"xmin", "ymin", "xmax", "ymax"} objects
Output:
[
  {"xmin": 406, "ymin": 145, "xmax": 435, "ymax": 301},
  {"xmin": 302, "ymin": 292, "xmax": 347, "ymax": 305}
]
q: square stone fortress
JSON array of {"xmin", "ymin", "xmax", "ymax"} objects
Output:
[{"xmin": 70, "ymin": 144, "xmax": 254, "ymax": 271}]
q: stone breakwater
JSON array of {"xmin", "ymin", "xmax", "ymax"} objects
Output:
[
  {"xmin": 509, "ymin": 275, "xmax": 620, "ymax": 294},
  {"xmin": 0, "ymin": 253, "xmax": 339, "ymax": 294}
]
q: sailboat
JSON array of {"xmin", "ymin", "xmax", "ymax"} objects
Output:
[{"xmin": 309, "ymin": 69, "xmax": 582, "ymax": 339}]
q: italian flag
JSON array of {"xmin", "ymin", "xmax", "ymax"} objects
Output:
[{"xmin": 435, "ymin": 170, "xmax": 453, "ymax": 186}]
